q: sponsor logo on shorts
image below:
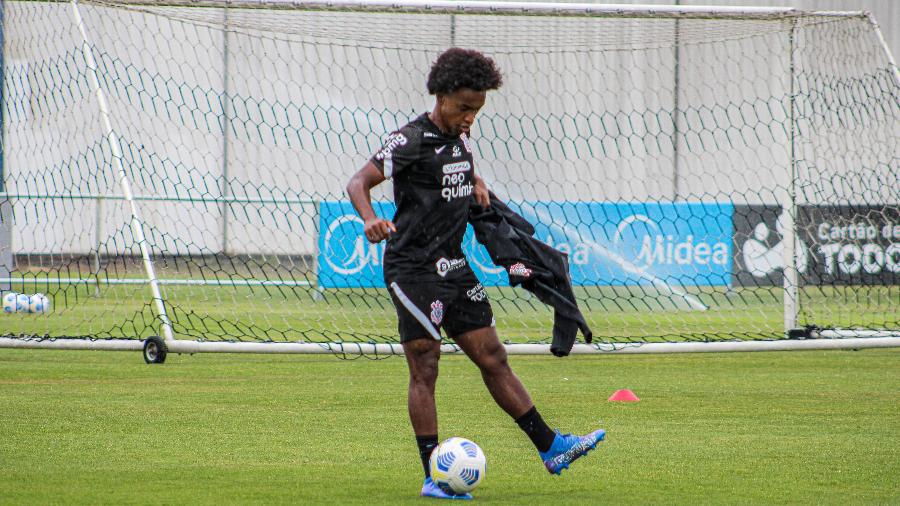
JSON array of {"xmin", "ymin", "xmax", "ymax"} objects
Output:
[
  {"xmin": 466, "ymin": 283, "xmax": 487, "ymax": 302},
  {"xmin": 436, "ymin": 257, "xmax": 467, "ymax": 277},
  {"xmin": 509, "ymin": 262, "xmax": 532, "ymax": 278},
  {"xmin": 430, "ymin": 300, "xmax": 444, "ymax": 325}
]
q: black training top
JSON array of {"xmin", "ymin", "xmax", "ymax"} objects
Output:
[{"xmin": 370, "ymin": 113, "xmax": 477, "ymax": 283}]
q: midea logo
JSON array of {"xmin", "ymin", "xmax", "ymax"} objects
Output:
[
  {"xmin": 323, "ymin": 215, "xmax": 382, "ymax": 275},
  {"xmin": 613, "ymin": 214, "xmax": 728, "ymax": 267}
]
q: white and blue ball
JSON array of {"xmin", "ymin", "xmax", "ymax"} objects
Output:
[
  {"xmin": 16, "ymin": 294, "xmax": 31, "ymax": 313},
  {"xmin": 28, "ymin": 293, "xmax": 51, "ymax": 314},
  {"xmin": 429, "ymin": 437, "xmax": 486, "ymax": 495},
  {"xmin": 2, "ymin": 292, "xmax": 18, "ymax": 313}
]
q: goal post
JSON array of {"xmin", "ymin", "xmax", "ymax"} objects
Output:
[
  {"xmin": 0, "ymin": 0, "xmax": 897, "ymax": 357},
  {"xmin": 70, "ymin": 0, "xmax": 176, "ymax": 344}
]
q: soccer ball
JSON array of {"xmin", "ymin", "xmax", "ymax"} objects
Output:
[
  {"xmin": 429, "ymin": 437, "xmax": 486, "ymax": 495},
  {"xmin": 16, "ymin": 294, "xmax": 31, "ymax": 313},
  {"xmin": 28, "ymin": 293, "xmax": 51, "ymax": 314},
  {"xmin": 2, "ymin": 292, "xmax": 18, "ymax": 313}
]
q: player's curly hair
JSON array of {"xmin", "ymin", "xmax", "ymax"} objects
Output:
[{"xmin": 426, "ymin": 48, "xmax": 503, "ymax": 95}]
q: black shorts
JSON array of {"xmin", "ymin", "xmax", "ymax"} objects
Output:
[{"xmin": 388, "ymin": 273, "xmax": 494, "ymax": 343}]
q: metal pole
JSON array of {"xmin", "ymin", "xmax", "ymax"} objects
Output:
[
  {"xmin": 2, "ymin": 335, "xmax": 899, "ymax": 355},
  {"xmin": 93, "ymin": 196, "xmax": 104, "ymax": 296},
  {"xmin": 100, "ymin": 0, "xmax": 809, "ymax": 19},
  {"xmin": 221, "ymin": 5, "xmax": 231, "ymax": 255},
  {"xmin": 783, "ymin": 19, "xmax": 799, "ymax": 334},
  {"xmin": 71, "ymin": 0, "xmax": 175, "ymax": 342},
  {"xmin": 671, "ymin": 0, "xmax": 681, "ymax": 200},
  {"xmin": 450, "ymin": 13, "xmax": 456, "ymax": 46},
  {"xmin": 866, "ymin": 12, "xmax": 900, "ymax": 87},
  {"xmin": 0, "ymin": 0, "xmax": 10, "ymax": 293}
]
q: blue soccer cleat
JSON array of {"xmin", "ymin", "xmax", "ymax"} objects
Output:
[
  {"xmin": 421, "ymin": 477, "xmax": 473, "ymax": 500},
  {"xmin": 539, "ymin": 428, "xmax": 606, "ymax": 475}
]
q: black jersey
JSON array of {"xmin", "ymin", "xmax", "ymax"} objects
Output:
[{"xmin": 370, "ymin": 113, "xmax": 477, "ymax": 283}]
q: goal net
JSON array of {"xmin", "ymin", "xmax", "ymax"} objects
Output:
[{"xmin": 1, "ymin": 0, "xmax": 897, "ymax": 354}]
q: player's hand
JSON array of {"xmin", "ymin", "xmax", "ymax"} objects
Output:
[
  {"xmin": 363, "ymin": 217, "xmax": 397, "ymax": 243},
  {"xmin": 473, "ymin": 176, "xmax": 490, "ymax": 209}
]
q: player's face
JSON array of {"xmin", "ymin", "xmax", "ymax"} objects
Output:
[{"xmin": 437, "ymin": 88, "xmax": 487, "ymax": 137}]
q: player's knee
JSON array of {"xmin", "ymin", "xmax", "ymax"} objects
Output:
[
  {"xmin": 410, "ymin": 364, "xmax": 439, "ymax": 387},
  {"xmin": 404, "ymin": 339, "xmax": 440, "ymax": 376},
  {"xmin": 478, "ymin": 345, "xmax": 509, "ymax": 374},
  {"xmin": 409, "ymin": 355, "xmax": 440, "ymax": 385}
]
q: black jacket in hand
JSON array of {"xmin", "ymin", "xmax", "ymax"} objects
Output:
[{"xmin": 468, "ymin": 193, "xmax": 593, "ymax": 356}]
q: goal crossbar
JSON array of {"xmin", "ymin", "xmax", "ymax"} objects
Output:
[{"xmin": 79, "ymin": 0, "xmax": 864, "ymax": 19}]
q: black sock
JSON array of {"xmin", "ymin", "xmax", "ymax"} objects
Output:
[
  {"xmin": 515, "ymin": 406, "xmax": 556, "ymax": 453},
  {"xmin": 416, "ymin": 435, "xmax": 439, "ymax": 478}
]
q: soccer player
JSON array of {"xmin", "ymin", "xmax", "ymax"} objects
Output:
[{"xmin": 346, "ymin": 48, "xmax": 605, "ymax": 500}]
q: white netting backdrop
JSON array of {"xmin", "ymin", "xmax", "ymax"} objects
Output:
[{"xmin": 1, "ymin": 1, "xmax": 897, "ymax": 346}]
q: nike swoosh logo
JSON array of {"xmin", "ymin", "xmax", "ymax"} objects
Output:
[{"xmin": 434, "ymin": 146, "xmax": 446, "ymax": 154}]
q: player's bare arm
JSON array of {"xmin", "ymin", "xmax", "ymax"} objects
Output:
[{"xmin": 346, "ymin": 161, "xmax": 397, "ymax": 243}]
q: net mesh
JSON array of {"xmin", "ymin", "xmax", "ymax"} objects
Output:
[{"xmin": 1, "ymin": 1, "xmax": 897, "ymax": 348}]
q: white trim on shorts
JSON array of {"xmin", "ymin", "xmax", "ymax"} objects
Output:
[{"xmin": 389, "ymin": 282, "xmax": 442, "ymax": 341}]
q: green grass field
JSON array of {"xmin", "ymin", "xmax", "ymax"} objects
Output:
[
  {"xmin": 1, "ymin": 348, "xmax": 898, "ymax": 505},
  {"xmin": 4, "ymin": 280, "xmax": 898, "ymax": 342}
]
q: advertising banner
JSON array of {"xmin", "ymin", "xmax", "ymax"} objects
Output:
[
  {"xmin": 512, "ymin": 201, "xmax": 733, "ymax": 287},
  {"xmin": 803, "ymin": 205, "xmax": 900, "ymax": 285},
  {"xmin": 733, "ymin": 205, "xmax": 900, "ymax": 286},
  {"xmin": 318, "ymin": 201, "xmax": 734, "ymax": 288}
]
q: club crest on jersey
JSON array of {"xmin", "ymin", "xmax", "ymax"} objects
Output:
[
  {"xmin": 430, "ymin": 300, "xmax": 444, "ymax": 325},
  {"xmin": 374, "ymin": 132, "xmax": 407, "ymax": 161},
  {"xmin": 509, "ymin": 262, "xmax": 533, "ymax": 278},
  {"xmin": 452, "ymin": 145, "xmax": 462, "ymax": 157}
]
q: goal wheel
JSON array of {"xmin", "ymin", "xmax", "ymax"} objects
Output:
[{"xmin": 143, "ymin": 336, "xmax": 168, "ymax": 364}]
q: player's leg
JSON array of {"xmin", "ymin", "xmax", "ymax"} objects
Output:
[
  {"xmin": 445, "ymin": 280, "xmax": 537, "ymax": 419},
  {"xmin": 391, "ymin": 282, "xmax": 472, "ymax": 499},
  {"xmin": 453, "ymin": 325, "xmax": 605, "ymax": 475},
  {"xmin": 402, "ymin": 337, "xmax": 441, "ymax": 458},
  {"xmin": 404, "ymin": 338, "xmax": 472, "ymax": 500},
  {"xmin": 451, "ymin": 325, "xmax": 533, "ymax": 417},
  {"xmin": 452, "ymin": 326, "xmax": 556, "ymax": 449}
]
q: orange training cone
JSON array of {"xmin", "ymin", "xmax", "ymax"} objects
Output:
[{"xmin": 608, "ymin": 389, "xmax": 640, "ymax": 402}]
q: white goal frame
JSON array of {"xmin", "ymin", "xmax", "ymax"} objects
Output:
[{"xmin": 1, "ymin": 0, "xmax": 898, "ymax": 357}]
